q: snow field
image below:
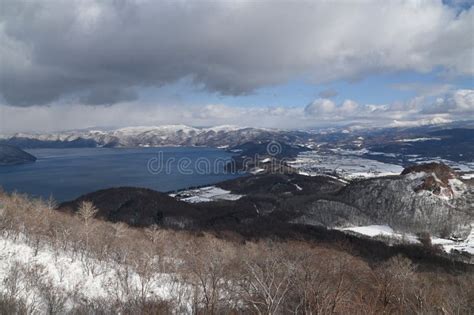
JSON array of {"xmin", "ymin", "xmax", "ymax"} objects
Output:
[
  {"xmin": 172, "ymin": 186, "xmax": 243, "ymax": 203},
  {"xmin": 0, "ymin": 233, "xmax": 188, "ymax": 312},
  {"xmin": 337, "ymin": 224, "xmax": 474, "ymax": 256}
]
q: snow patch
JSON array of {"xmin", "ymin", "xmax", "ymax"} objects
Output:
[
  {"xmin": 250, "ymin": 168, "xmax": 265, "ymax": 175},
  {"xmin": 202, "ymin": 125, "xmax": 244, "ymax": 133},
  {"xmin": 338, "ymin": 224, "xmax": 474, "ymax": 257},
  {"xmin": 461, "ymin": 173, "xmax": 474, "ymax": 180},
  {"xmin": 337, "ymin": 225, "xmax": 420, "ymax": 244},
  {"xmin": 173, "ymin": 186, "xmax": 243, "ymax": 203},
  {"xmin": 293, "ymin": 183, "xmax": 303, "ymax": 191},
  {"xmin": 432, "ymin": 224, "xmax": 474, "ymax": 255},
  {"xmin": 397, "ymin": 137, "xmax": 442, "ymax": 142},
  {"xmin": 341, "ymin": 225, "xmax": 395, "ymax": 237},
  {"xmin": 289, "ymin": 151, "xmax": 403, "ymax": 180}
]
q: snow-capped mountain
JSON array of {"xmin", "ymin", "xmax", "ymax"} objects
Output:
[{"xmin": 0, "ymin": 125, "xmax": 312, "ymax": 148}]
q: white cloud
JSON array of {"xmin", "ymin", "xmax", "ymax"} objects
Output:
[
  {"xmin": 390, "ymin": 116, "xmax": 453, "ymax": 127},
  {"xmin": 341, "ymin": 100, "xmax": 359, "ymax": 113},
  {"xmin": 423, "ymin": 89, "xmax": 474, "ymax": 113},
  {"xmin": 304, "ymin": 99, "xmax": 360, "ymax": 120},
  {"xmin": 450, "ymin": 89, "xmax": 474, "ymax": 112},
  {"xmin": 1, "ymin": 89, "xmax": 472, "ymax": 133},
  {"xmin": 305, "ymin": 99, "xmax": 336, "ymax": 116}
]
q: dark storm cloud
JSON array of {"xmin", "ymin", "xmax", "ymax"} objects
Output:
[
  {"xmin": 79, "ymin": 87, "xmax": 138, "ymax": 105},
  {"xmin": 0, "ymin": 0, "xmax": 472, "ymax": 106}
]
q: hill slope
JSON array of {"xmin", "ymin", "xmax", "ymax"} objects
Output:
[
  {"xmin": 0, "ymin": 144, "xmax": 36, "ymax": 166},
  {"xmin": 59, "ymin": 187, "xmax": 200, "ymax": 227}
]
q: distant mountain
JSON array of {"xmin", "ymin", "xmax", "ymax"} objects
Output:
[
  {"xmin": 1, "ymin": 124, "xmax": 472, "ymax": 168},
  {"xmin": 0, "ymin": 144, "xmax": 36, "ymax": 166},
  {"xmin": 0, "ymin": 125, "xmax": 312, "ymax": 149}
]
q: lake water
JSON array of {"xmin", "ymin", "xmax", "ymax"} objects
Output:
[{"xmin": 0, "ymin": 147, "xmax": 240, "ymax": 201}]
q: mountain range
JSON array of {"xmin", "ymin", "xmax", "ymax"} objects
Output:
[
  {"xmin": 0, "ymin": 125, "xmax": 311, "ymax": 148},
  {"xmin": 1, "ymin": 122, "xmax": 472, "ymax": 157}
]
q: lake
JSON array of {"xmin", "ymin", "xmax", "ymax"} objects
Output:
[{"xmin": 0, "ymin": 147, "xmax": 240, "ymax": 201}]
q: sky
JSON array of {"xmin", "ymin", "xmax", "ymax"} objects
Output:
[{"xmin": 0, "ymin": 0, "xmax": 473, "ymax": 134}]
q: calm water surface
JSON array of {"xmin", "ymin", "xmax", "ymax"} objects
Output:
[{"xmin": 0, "ymin": 147, "xmax": 239, "ymax": 201}]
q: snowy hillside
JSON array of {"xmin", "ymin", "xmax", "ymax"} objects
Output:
[
  {"xmin": 0, "ymin": 235, "xmax": 183, "ymax": 313},
  {"xmin": 0, "ymin": 125, "xmax": 290, "ymax": 148}
]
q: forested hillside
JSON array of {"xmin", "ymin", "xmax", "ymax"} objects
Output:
[{"xmin": 0, "ymin": 191, "xmax": 472, "ymax": 314}]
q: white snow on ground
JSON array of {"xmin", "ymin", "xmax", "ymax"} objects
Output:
[
  {"xmin": 328, "ymin": 148, "xmax": 369, "ymax": 156},
  {"xmin": 293, "ymin": 183, "xmax": 303, "ymax": 191},
  {"xmin": 290, "ymin": 149, "xmax": 473, "ymax": 182},
  {"xmin": 337, "ymin": 224, "xmax": 474, "ymax": 257},
  {"xmin": 340, "ymin": 225, "xmax": 396, "ymax": 237},
  {"xmin": 432, "ymin": 224, "xmax": 474, "ymax": 255},
  {"xmin": 461, "ymin": 173, "xmax": 474, "ymax": 180},
  {"xmin": 449, "ymin": 178, "xmax": 467, "ymax": 197},
  {"xmin": 172, "ymin": 186, "xmax": 243, "ymax": 203},
  {"xmin": 250, "ymin": 168, "xmax": 265, "ymax": 175},
  {"xmin": 338, "ymin": 225, "xmax": 418, "ymax": 243},
  {"xmin": 202, "ymin": 125, "xmax": 244, "ymax": 133},
  {"xmin": 329, "ymin": 148, "xmax": 400, "ymax": 159},
  {"xmin": 0, "ymin": 235, "xmax": 180, "ymax": 311},
  {"xmin": 289, "ymin": 151, "xmax": 403, "ymax": 180},
  {"xmin": 396, "ymin": 137, "xmax": 442, "ymax": 142}
]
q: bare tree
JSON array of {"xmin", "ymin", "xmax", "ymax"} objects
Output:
[
  {"xmin": 179, "ymin": 236, "xmax": 235, "ymax": 314},
  {"xmin": 77, "ymin": 201, "xmax": 98, "ymax": 251},
  {"xmin": 132, "ymin": 254, "xmax": 158, "ymax": 309},
  {"xmin": 235, "ymin": 242, "xmax": 295, "ymax": 315},
  {"xmin": 374, "ymin": 255, "xmax": 417, "ymax": 313},
  {"xmin": 144, "ymin": 224, "xmax": 158, "ymax": 243}
]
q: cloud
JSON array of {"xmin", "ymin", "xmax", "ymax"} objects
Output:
[
  {"xmin": 79, "ymin": 87, "xmax": 138, "ymax": 105},
  {"xmin": 390, "ymin": 116, "xmax": 453, "ymax": 127},
  {"xmin": 0, "ymin": 89, "xmax": 472, "ymax": 133},
  {"xmin": 390, "ymin": 83, "xmax": 454, "ymax": 97},
  {"xmin": 195, "ymin": 104, "xmax": 242, "ymax": 120},
  {"xmin": 423, "ymin": 89, "xmax": 474, "ymax": 114},
  {"xmin": 303, "ymin": 89, "xmax": 474, "ymax": 126},
  {"xmin": 305, "ymin": 98, "xmax": 360, "ymax": 119},
  {"xmin": 0, "ymin": 0, "xmax": 472, "ymax": 106},
  {"xmin": 318, "ymin": 88, "xmax": 338, "ymax": 98},
  {"xmin": 305, "ymin": 99, "xmax": 336, "ymax": 116}
]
